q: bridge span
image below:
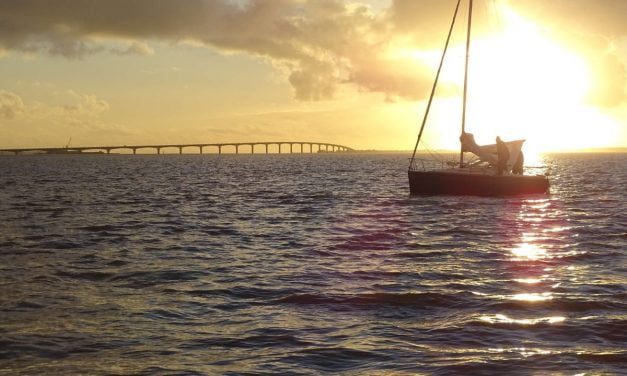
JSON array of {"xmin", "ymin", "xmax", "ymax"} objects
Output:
[{"xmin": 0, "ymin": 141, "xmax": 354, "ymax": 155}]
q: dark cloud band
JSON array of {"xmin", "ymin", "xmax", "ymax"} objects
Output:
[{"xmin": 0, "ymin": 0, "xmax": 624, "ymax": 105}]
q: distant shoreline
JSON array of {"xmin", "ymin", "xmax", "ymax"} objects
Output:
[{"xmin": 1, "ymin": 148, "xmax": 625, "ymax": 156}]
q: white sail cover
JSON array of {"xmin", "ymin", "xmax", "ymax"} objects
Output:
[{"xmin": 460, "ymin": 133, "xmax": 524, "ymax": 171}]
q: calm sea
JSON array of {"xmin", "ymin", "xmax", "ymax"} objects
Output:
[{"xmin": 0, "ymin": 153, "xmax": 625, "ymax": 375}]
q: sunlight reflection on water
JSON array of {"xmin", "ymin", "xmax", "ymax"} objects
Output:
[
  {"xmin": 494, "ymin": 197, "xmax": 569, "ymax": 320},
  {"xmin": 480, "ymin": 313, "xmax": 565, "ymax": 325},
  {"xmin": 511, "ymin": 243, "xmax": 547, "ymax": 260},
  {"xmin": 0, "ymin": 153, "xmax": 625, "ymax": 374},
  {"xmin": 510, "ymin": 292, "xmax": 553, "ymax": 302}
]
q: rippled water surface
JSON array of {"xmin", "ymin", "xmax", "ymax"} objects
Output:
[{"xmin": 0, "ymin": 153, "xmax": 625, "ymax": 375}]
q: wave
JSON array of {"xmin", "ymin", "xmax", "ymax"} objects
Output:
[{"xmin": 274, "ymin": 292, "xmax": 478, "ymax": 310}]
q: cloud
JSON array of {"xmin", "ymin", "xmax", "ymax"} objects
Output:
[
  {"xmin": 0, "ymin": 88, "xmax": 137, "ymax": 149},
  {"xmin": 0, "ymin": 90, "xmax": 25, "ymax": 119},
  {"xmin": 62, "ymin": 90, "xmax": 110, "ymax": 117},
  {"xmin": 506, "ymin": 0, "xmax": 627, "ymax": 107},
  {"xmin": 12, "ymin": 88, "xmax": 130, "ymax": 133},
  {"xmin": 0, "ymin": 0, "xmax": 409, "ymax": 100},
  {"xmin": 584, "ymin": 40, "xmax": 626, "ymax": 107},
  {"xmin": 0, "ymin": 0, "xmax": 625, "ymax": 105},
  {"xmin": 510, "ymin": 0, "xmax": 627, "ymax": 38},
  {"xmin": 110, "ymin": 42, "xmax": 155, "ymax": 56}
]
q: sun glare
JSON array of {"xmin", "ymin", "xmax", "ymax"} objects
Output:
[{"xmin": 401, "ymin": 3, "xmax": 621, "ymax": 152}]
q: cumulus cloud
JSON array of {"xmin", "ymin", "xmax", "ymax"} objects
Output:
[
  {"xmin": 0, "ymin": 90, "xmax": 25, "ymax": 119},
  {"xmin": 0, "ymin": 0, "xmax": 436, "ymax": 100},
  {"xmin": 0, "ymin": 0, "xmax": 625, "ymax": 105},
  {"xmin": 62, "ymin": 90, "xmax": 110, "ymax": 117}
]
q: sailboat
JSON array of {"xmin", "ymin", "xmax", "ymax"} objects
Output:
[{"xmin": 408, "ymin": 0, "xmax": 549, "ymax": 196}]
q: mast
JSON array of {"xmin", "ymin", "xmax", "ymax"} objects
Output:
[
  {"xmin": 409, "ymin": 0, "xmax": 462, "ymax": 170},
  {"xmin": 460, "ymin": 0, "xmax": 473, "ymax": 167}
]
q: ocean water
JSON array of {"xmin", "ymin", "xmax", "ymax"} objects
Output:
[{"xmin": 0, "ymin": 153, "xmax": 625, "ymax": 375}]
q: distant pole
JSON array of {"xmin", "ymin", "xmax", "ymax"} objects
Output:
[{"xmin": 460, "ymin": 0, "xmax": 473, "ymax": 168}]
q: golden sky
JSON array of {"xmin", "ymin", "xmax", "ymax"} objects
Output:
[{"xmin": 0, "ymin": 0, "xmax": 626, "ymax": 151}]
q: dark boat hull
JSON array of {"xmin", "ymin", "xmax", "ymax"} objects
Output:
[{"xmin": 408, "ymin": 170, "xmax": 549, "ymax": 196}]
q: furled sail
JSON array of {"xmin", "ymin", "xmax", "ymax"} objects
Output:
[{"xmin": 460, "ymin": 132, "xmax": 524, "ymax": 171}]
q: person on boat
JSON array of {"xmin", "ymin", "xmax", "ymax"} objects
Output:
[
  {"xmin": 496, "ymin": 136, "xmax": 509, "ymax": 175},
  {"xmin": 512, "ymin": 151, "xmax": 524, "ymax": 175}
]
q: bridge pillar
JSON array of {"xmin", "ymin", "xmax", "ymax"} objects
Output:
[
  {"xmin": 290, "ymin": 144, "xmax": 293, "ymax": 154},
  {"xmin": 235, "ymin": 145, "xmax": 239, "ymax": 154},
  {"xmin": 132, "ymin": 148, "xmax": 137, "ymax": 155},
  {"xmin": 300, "ymin": 143, "xmax": 304, "ymax": 153},
  {"xmin": 325, "ymin": 144, "xmax": 329, "ymax": 152},
  {"xmin": 106, "ymin": 149, "xmax": 111, "ymax": 154},
  {"xmin": 199, "ymin": 146, "xmax": 203, "ymax": 154},
  {"xmin": 218, "ymin": 145, "xmax": 222, "ymax": 154},
  {"xmin": 310, "ymin": 143, "xmax": 313, "ymax": 153},
  {"xmin": 179, "ymin": 146, "xmax": 183, "ymax": 155},
  {"xmin": 265, "ymin": 144, "xmax": 268, "ymax": 154},
  {"xmin": 278, "ymin": 144, "xmax": 281, "ymax": 154},
  {"xmin": 157, "ymin": 147, "xmax": 161, "ymax": 155},
  {"xmin": 13, "ymin": 151, "xmax": 19, "ymax": 155},
  {"xmin": 251, "ymin": 144, "xmax": 254, "ymax": 154}
]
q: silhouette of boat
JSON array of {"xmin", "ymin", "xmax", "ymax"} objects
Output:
[{"xmin": 408, "ymin": 0, "xmax": 549, "ymax": 196}]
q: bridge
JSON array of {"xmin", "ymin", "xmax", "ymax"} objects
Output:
[{"xmin": 0, "ymin": 141, "xmax": 354, "ymax": 155}]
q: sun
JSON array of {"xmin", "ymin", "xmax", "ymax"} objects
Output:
[
  {"xmin": 466, "ymin": 6, "xmax": 619, "ymax": 152},
  {"xmin": 401, "ymin": 2, "xmax": 621, "ymax": 152}
]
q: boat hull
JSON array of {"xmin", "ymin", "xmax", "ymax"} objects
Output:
[{"xmin": 408, "ymin": 170, "xmax": 549, "ymax": 196}]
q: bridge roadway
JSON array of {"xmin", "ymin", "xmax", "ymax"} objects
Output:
[{"xmin": 0, "ymin": 141, "xmax": 354, "ymax": 155}]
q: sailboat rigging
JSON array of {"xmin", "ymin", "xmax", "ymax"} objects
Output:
[{"xmin": 408, "ymin": 0, "xmax": 549, "ymax": 196}]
